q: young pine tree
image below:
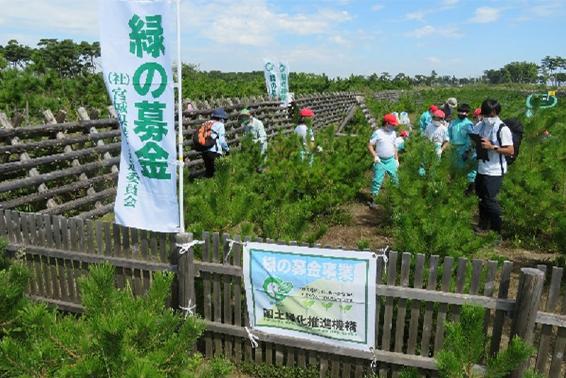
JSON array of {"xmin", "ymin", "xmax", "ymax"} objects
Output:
[
  {"xmin": 436, "ymin": 305, "xmax": 542, "ymax": 378},
  {"xmin": 0, "ymin": 263, "xmax": 224, "ymax": 377}
]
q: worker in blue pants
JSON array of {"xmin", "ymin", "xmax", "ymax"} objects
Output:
[
  {"xmin": 449, "ymin": 103, "xmax": 475, "ymax": 179},
  {"xmin": 368, "ymin": 114, "xmax": 400, "ymax": 206}
]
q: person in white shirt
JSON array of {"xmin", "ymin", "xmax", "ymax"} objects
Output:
[
  {"xmin": 424, "ymin": 109, "xmax": 450, "ymax": 157},
  {"xmin": 294, "ymin": 107, "xmax": 316, "ymax": 162},
  {"xmin": 470, "ymin": 99, "xmax": 514, "ymax": 233},
  {"xmin": 368, "ymin": 114, "xmax": 400, "ymax": 200}
]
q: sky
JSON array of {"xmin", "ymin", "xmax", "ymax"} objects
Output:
[{"xmin": 1, "ymin": 0, "xmax": 565, "ymax": 78}]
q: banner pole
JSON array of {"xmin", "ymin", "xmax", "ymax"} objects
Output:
[{"xmin": 176, "ymin": 0, "xmax": 185, "ymax": 232}]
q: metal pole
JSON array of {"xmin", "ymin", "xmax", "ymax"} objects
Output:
[{"xmin": 176, "ymin": 0, "xmax": 185, "ymax": 232}]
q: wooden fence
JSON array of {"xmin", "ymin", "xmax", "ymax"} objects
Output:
[
  {"xmin": 0, "ymin": 92, "xmax": 359, "ymax": 219},
  {"xmin": 1, "ymin": 209, "xmax": 564, "ymax": 377}
]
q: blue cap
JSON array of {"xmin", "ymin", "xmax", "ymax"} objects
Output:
[{"xmin": 211, "ymin": 107, "xmax": 229, "ymax": 120}]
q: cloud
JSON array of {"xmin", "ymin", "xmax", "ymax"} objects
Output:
[
  {"xmin": 405, "ymin": 0, "xmax": 459, "ymax": 22},
  {"xmin": 371, "ymin": 4, "xmax": 383, "ymax": 12},
  {"xmin": 182, "ymin": 0, "xmax": 351, "ymax": 46},
  {"xmin": 406, "ymin": 11, "xmax": 427, "ymax": 21},
  {"xmin": 0, "ymin": 0, "xmax": 97, "ymax": 37},
  {"xmin": 427, "ymin": 56, "xmax": 441, "ymax": 64},
  {"xmin": 469, "ymin": 7, "xmax": 501, "ymax": 23},
  {"xmin": 517, "ymin": 0, "xmax": 565, "ymax": 21},
  {"xmin": 406, "ymin": 25, "xmax": 463, "ymax": 39},
  {"xmin": 329, "ymin": 35, "xmax": 349, "ymax": 46},
  {"xmin": 441, "ymin": 0, "xmax": 459, "ymax": 6}
]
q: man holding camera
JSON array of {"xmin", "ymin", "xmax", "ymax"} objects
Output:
[{"xmin": 470, "ymin": 99, "xmax": 514, "ymax": 234}]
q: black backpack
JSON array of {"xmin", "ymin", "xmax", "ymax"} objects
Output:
[{"xmin": 497, "ymin": 118, "xmax": 523, "ymax": 165}]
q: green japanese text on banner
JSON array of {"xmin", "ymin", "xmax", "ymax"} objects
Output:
[
  {"xmin": 243, "ymin": 242, "xmax": 377, "ymax": 351},
  {"xmin": 278, "ymin": 61, "xmax": 290, "ymax": 106},
  {"xmin": 263, "ymin": 59, "xmax": 280, "ymax": 99},
  {"xmin": 99, "ymin": 0, "xmax": 179, "ymax": 232}
]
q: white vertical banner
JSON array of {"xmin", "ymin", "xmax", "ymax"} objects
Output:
[
  {"xmin": 99, "ymin": 0, "xmax": 179, "ymax": 232},
  {"xmin": 263, "ymin": 59, "xmax": 280, "ymax": 99},
  {"xmin": 278, "ymin": 61, "xmax": 290, "ymax": 106}
]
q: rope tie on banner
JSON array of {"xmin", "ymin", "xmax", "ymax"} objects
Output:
[
  {"xmin": 177, "ymin": 240, "xmax": 205, "ymax": 255},
  {"xmin": 223, "ymin": 239, "xmax": 247, "ymax": 263},
  {"xmin": 179, "ymin": 299, "xmax": 196, "ymax": 319},
  {"xmin": 369, "ymin": 347, "xmax": 378, "ymax": 371},
  {"xmin": 376, "ymin": 246, "xmax": 389, "ymax": 275},
  {"xmin": 244, "ymin": 327, "xmax": 259, "ymax": 349},
  {"xmin": 176, "ymin": 159, "xmax": 185, "ymax": 167}
]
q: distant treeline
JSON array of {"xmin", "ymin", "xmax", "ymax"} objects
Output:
[{"xmin": 0, "ymin": 39, "xmax": 563, "ymax": 121}]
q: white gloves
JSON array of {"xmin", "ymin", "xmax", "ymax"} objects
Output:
[{"xmin": 374, "ymin": 156, "xmax": 381, "ymax": 164}]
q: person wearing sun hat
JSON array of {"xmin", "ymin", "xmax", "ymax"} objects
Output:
[
  {"xmin": 442, "ymin": 97, "xmax": 458, "ymax": 122},
  {"xmin": 200, "ymin": 107, "xmax": 230, "ymax": 177},
  {"xmin": 419, "ymin": 104, "xmax": 439, "ymax": 133},
  {"xmin": 425, "ymin": 109, "xmax": 450, "ymax": 157},
  {"xmin": 368, "ymin": 113, "xmax": 400, "ymax": 203},
  {"xmin": 240, "ymin": 108, "xmax": 268, "ymax": 155}
]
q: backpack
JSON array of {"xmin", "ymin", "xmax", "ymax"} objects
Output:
[
  {"xmin": 192, "ymin": 120, "xmax": 217, "ymax": 152},
  {"xmin": 497, "ymin": 118, "xmax": 523, "ymax": 165}
]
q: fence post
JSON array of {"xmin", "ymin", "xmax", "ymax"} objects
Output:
[
  {"xmin": 176, "ymin": 232, "xmax": 195, "ymax": 312},
  {"xmin": 510, "ymin": 268, "xmax": 544, "ymax": 378}
]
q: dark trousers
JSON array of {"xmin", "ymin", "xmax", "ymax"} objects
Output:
[
  {"xmin": 475, "ymin": 173, "xmax": 504, "ymax": 232},
  {"xmin": 202, "ymin": 151, "xmax": 220, "ymax": 178}
]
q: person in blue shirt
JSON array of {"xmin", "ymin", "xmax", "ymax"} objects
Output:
[
  {"xmin": 448, "ymin": 104, "xmax": 477, "ymax": 187},
  {"xmin": 203, "ymin": 108, "xmax": 230, "ymax": 178},
  {"xmin": 449, "ymin": 104, "xmax": 473, "ymax": 162},
  {"xmin": 419, "ymin": 105, "xmax": 438, "ymax": 133}
]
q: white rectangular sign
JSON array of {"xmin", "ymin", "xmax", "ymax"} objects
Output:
[
  {"xmin": 99, "ymin": 0, "xmax": 179, "ymax": 232},
  {"xmin": 243, "ymin": 242, "xmax": 377, "ymax": 352}
]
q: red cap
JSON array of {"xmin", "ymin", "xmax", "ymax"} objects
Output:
[
  {"xmin": 432, "ymin": 109, "xmax": 445, "ymax": 119},
  {"xmin": 383, "ymin": 113, "xmax": 399, "ymax": 126},
  {"xmin": 473, "ymin": 108, "xmax": 482, "ymax": 117},
  {"xmin": 299, "ymin": 107, "xmax": 315, "ymax": 117},
  {"xmin": 429, "ymin": 105, "xmax": 439, "ymax": 112},
  {"xmin": 400, "ymin": 130, "xmax": 409, "ymax": 138}
]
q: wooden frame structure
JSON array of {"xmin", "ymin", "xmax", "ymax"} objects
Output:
[{"xmin": 1, "ymin": 210, "xmax": 564, "ymax": 377}]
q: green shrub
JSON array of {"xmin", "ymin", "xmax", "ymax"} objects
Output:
[
  {"xmin": 380, "ymin": 134, "xmax": 489, "ymax": 258},
  {"xmin": 0, "ymin": 263, "xmax": 216, "ymax": 377},
  {"xmin": 436, "ymin": 305, "xmax": 541, "ymax": 378},
  {"xmin": 185, "ymin": 127, "xmax": 368, "ymax": 242},
  {"xmin": 501, "ymin": 107, "xmax": 566, "ymax": 253},
  {"xmin": 239, "ymin": 361, "xmax": 319, "ymax": 378}
]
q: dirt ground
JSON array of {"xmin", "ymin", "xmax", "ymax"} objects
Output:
[
  {"xmin": 317, "ymin": 201, "xmax": 559, "ymax": 268},
  {"xmin": 317, "ymin": 202, "xmax": 392, "ymax": 251},
  {"xmin": 317, "ymin": 200, "xmax": 565, "ymax": 311}
]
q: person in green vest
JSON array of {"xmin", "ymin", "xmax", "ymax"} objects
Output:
[
  {"xmin": 449, "ymin": 103, "xmax": 475, "ymax": 183},
  {"xmin": 240, "ymin": 108, "xmax": 268, "ymax": 155}
]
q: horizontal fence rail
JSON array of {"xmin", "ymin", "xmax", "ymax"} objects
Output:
[
  {"xmin": 0, "ymin": 92, "xmax": 361, "ymax": 219},
  {"xmin": 1, "ymin": 209, "xmax": 564, "ymax": 377}
]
